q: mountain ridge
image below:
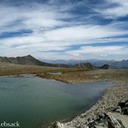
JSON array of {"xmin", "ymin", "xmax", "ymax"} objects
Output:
[
  {"xmin": 0, "ymin": 55, "xmax": 69, "ymax": 67},
  {"xmin": 1, "ymin": 55, "xmax": 126, "ymax": 69},
  {"xmin": 42, "ymin": 59, "xmax": 128, "ymax": 69}
]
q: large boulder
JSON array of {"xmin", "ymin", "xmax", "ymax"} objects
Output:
[{"xmin": 52, "ymin": 122, "xmax": 65, "ymax": 128}]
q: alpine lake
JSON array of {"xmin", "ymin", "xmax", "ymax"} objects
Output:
[{"xmin": 0, "ymin": 75, "xmax": 112, "ymax": 128}]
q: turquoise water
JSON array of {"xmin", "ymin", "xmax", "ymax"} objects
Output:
[{"xmin": 0, "ymin": 76, "xmax": 112, "ymax": 128}]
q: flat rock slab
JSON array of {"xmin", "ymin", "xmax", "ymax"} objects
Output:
[{"xmin": 107, "ymin": 112, "xmax": 128, "ymax": 128}]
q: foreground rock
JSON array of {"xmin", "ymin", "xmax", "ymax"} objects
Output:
[
  {"xmin": 51, "ymin": 100, "xmax": 128, "ymax": 128},
  {"xmin": 84, "ymin": 100, "xmax": 128, "ymax": 128}
]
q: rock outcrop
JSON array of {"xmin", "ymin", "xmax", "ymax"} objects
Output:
[
  {"xmin": 84, "ymin": 100, "xmax": 128, "ymax": 128},
  {"xmin": 99, "ymin": 64, "xmax": 110, "ymax": 69},
  {"xmin": 50, "ymin": 100, "xmax": 128, "ymax": 128},
  {"xmin": 75, "ymin": 63, "xmax": 94, "ymax": 70}
]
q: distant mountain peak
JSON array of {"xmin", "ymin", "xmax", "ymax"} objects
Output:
[{"xmin": 26, "ymin": 54, "xmax": 33, "ymax": 57}]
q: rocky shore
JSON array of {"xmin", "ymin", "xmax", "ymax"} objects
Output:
[{"xmin": 46, "ymin": 80, "xmax": 128, "ymax": 128}]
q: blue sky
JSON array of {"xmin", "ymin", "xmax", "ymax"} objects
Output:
[{"xmin": 0, "ymin": 0, "xmax": 128, "ymax": 60}]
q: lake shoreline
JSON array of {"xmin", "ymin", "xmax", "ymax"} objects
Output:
[
  {"xmin": 45, "ymin": 79, "xmax": 128, "ymax": 128},
  {"xmin": 37, "ymin": 70, "xmax": 128, "ymax": 128},
  {"xmin": 41, "ymin": 89, "xmax": 105, "ymax": 128}
]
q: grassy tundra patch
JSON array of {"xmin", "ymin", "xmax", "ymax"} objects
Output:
[{"xmin": 0, "ymin": 62, "xmax": 128, "ymax": 84}]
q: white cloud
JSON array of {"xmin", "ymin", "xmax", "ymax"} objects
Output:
[
  {"xmin": 1, "ymin": 23, "xmax": 128, "ymax": 50},
  {"xmin": 0, "ymin": 4, "xmax": 71, "ymax": 34},
  {"xmin": 43, "ymin": 25, "xmax": 128, "ymax": 42},
  {"xmin": 99, "ymin": 0, "xmax": 128, "ymax": 19},
  {"xmin": 65, "ymin": 45, "xmax": 128, "ymax": 60},
  {"xmin": 0, "ymin": 21, "xmax": 128, "ymax": 60},
  {"xmin": 0, "ymin": 1, "xmax": 128, "ymax": 60},
  {"xmin": 66, "ymin": 45, "xmax": 128, "ymax": 56}
]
